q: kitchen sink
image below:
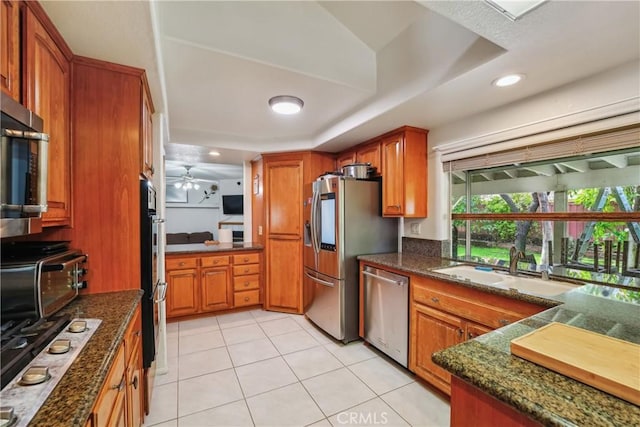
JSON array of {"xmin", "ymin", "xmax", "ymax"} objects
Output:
[{"xmin": 432, "ymin": 265, "xmax": 580, "ymax": 297}]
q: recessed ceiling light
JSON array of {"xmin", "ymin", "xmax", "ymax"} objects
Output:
[
  {"xmin": 269, "ymin": 95, "xmax": 304, "ymax": 115},
  {"xmin": 493, "ymin": 74, "xmax": 524, "ymax": 87},
  {"xmin": 209, "ymin": 151, "xmax": 220, "ymax": 156}
]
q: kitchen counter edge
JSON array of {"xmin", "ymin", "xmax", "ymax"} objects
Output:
[{"xmin": 165, "ymin": 242, "xmax": 263, "ymax": 255}]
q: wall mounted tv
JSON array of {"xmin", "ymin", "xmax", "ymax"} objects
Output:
[{"xmin": 222, "ymin": 194, "xmax": 244, "ymax": 215}]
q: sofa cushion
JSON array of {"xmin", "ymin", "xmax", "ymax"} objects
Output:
[
  {"xmin": 188, "ymin": 231, "xmax": 214, "ymax": 244},
  {"xmin": 166, "ymin": 233, "xmax": 189, "ymax": 245}
]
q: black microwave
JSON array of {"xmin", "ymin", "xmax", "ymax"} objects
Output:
[{"xmin": 1, "ymin": 92, "xmax": 49, "ymax": 237}]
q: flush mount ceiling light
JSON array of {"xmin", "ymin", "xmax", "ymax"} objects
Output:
[
  {"xmin": 269, "ymin": 95, "xmax": 304, "ymax": 115},
  {"xmin": 485, "ymin": 0, "xmax": 547, "ymax": 20},
  {"xmin": 493, "ymin": 74, "xmax": 525, "ymax": 87},
  {"xmin": 209, "ymin": 150, "xmax": 220, "ymax": 156}
]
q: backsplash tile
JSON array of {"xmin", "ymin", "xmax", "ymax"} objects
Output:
[{"xmin": 402, "ymin": 237, "xmax": 447, "ymax": 257}]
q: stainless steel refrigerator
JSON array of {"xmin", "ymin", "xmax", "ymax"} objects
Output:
[{"xmin": 303, "ymin": 175, "xmax": 398, "ymax": 343}]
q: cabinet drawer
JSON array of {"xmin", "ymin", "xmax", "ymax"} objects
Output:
[
  {"xmin": 233, "ymin": 253, "xmax": 260, "ymax": 265},
  {"xmin": 166, "ymin": 257, "xmax": 197, "ymax": 270},
  {"xmin": 234, "ymin": 289, "xmax": 260, "ymax": 307},
  {"xmin": 124, "ymin": 306, "xmax": 142, "ymax": 364},
  {"xmin": 413, "ymin": 284, "xmax": 522, "ymax": 329},
  {"xmin": 233, "ymin": 274, "xmax": 260, "ymax": 291},
  {"xmin": 92, "ymin": 342, "xmax": 126, "ymax": 427},
  {"xmin": 201, "ymin": 255, "xmax": 230, "ymax": 267},
  {"xmin": 233, "ymin": 264, "xmax": 260, "ymax": 276}
]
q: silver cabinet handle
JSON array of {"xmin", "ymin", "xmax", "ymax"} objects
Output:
[
  {"xmin": 362, "ymin": 270, "xmax": 406, "ymax": 286},
  {"xmin": 153, "ymin": 218, "xmax": 166, "ymax": 223}
]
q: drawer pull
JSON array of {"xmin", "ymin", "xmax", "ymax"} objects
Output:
[
  {"xmin": 214, "ymin": 260, "xmax": 219, "ymax": 264},
  {"xmin": 467, "ymin": 332, "xmax": 477, "ymax": 340},
  {"xmin": 243, "ymin": 257, "xmax": 249, "ymax": 262},
  {"xmin": 244, "ymin": 268, "xmax": 250, "ymax": 273},
  {"xmin": 457, "ymin": 328, "xmax": 464, "ymax": 339},
  {"xmin": 499, "ymin": 319, "xmax": 510, "ymax": 326},
  {"xmin": 431, "ymin": 297, "xmax": 439, "ymax": 303},
  {"xmin": 112, "ymin": 377, "xmax": 125, "ymax": 392},
  {"xmin": 244, "ymin": 297, "xmax": 250, "ymax": 302},
  {"xmin": 244, "ymin": 282, "xmax": 250, "ymax": 287},
  {"xmin": 179, "ymin": 262, "xmax": 185, "ymax": 267}
]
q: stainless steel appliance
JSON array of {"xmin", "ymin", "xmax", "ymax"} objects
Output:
[
  {"xmin": 140, "ymin": 179, "xmax": 166, "ymax": 413},
  {"xmin": 303, "ymin": 175, "xmax": 397, "ymax": 342},
  {"xmin": 1, "ymin": 92, "xmax": 49, "ymax": 238},
  {"xmin": 0, "ymin": 242, "xmax": 88, "ymax": 320},
  {"xmin": 362, "ymin": 266, "xmax": 409, "ymax": 367}
]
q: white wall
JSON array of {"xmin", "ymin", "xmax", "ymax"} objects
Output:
[
  {"xmin": 405, "ymin": 60, "xmax": 640, "ymax": 241},
  {"xmin": 165, "ymin": 177, "xmax": 244, "ymax": 239}
]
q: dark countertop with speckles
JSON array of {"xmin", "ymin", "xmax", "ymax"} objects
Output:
[
  {"xmin": 359, "ymin": 253, "xmax": 640, "ymax": 426},
  {"xmin": 166, "ymin": 241, "xmax": 263, "ymax": 255},
  {"xmin": 28, "ymin": 290, "xmax": 143, "ymax": 427},
  {"xmin": 358, "ymin": 253, "xmax": 640, "ymax": 427}
]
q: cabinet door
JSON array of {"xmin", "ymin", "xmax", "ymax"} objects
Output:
[
  {"xmin": 24, "ymin": 8, "xmax": 71, "ymax": 225},
  {"xmin": 266, "ymin": 159, "xmax": 302, "ymax": 236},
  {"xmin": 266, "ymin": 236, "xmax": 302, "ymax": 312},
  {"xmin": 1, "ymin": 0, "xmax": 20, "ymax": 100},
  {"xmin": 141, "ymin": 87, "xmax": 154, "ymax": 178},
  {"xmin": 410, "ymin": 303, "xmax": 464, "ymax": 395},
  {"xmin": 466, "ymin": 322, "xmax": 492, "ymax": 341},
  {"xmin": 201, "ymin": 266, "xmax": 232, "ymax": 312},
  {"xmin": 126, "ymin": 344, "xmax": 143, "ymax": 427},
  {"xmin": 166, "ymin": 269, "xmax": 199, "ymax": 318},
  {"xmin": 356, "ymin": 142, "xmax": 381, "ymax": 174},
  {"xmin": 336, "ymin": 151, "xmax": 356, "ymax": 169},
  {"xmin": 381, "ymin": 134, "xmax": 404, "ymax": 216}
]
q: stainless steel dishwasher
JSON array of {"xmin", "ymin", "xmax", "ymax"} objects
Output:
[{"xmin": 362, "ymin": 265, "xmax": 409, "ymax": 367}]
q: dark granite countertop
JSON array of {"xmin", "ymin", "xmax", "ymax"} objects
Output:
[
  {"xmin": 165, "ymin": 241, "xmax": 263, "ymax": 255},
  {"xmin": 359, "ymin": 252, "xmax": 640, "ymax": 426},
  {"xmin": 29, "ymin": 290, "xmax": 143, "ymax": 427}
]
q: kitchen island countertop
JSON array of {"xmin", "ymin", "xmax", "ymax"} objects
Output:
[
  {"xmin": 359, "ymin": 252, "xmax": 640, "ymax": 426},
  {"xmin": 165, "ymin": 241, "xmax": 263, "ymax": 255},
  {"xmin": 29, "ymin": 290, "xmax": 143, "ymax": 427}
]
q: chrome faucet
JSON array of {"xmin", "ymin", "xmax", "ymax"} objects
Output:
[{"xmin": 509, "ymin": 246, "xmax": 525, "ymax": 275}]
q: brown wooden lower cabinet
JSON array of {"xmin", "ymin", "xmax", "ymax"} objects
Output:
[
  {"xmin": 166, "ymin": 250, "xmax": 263, "ymax": 319},
  {"xmin": 450, "ymin": 376, "xmax": 541, "ymax": 427},
  {"xmin": 88, "ymin": 306, "xmax": 143, "ymax": 427},
  {"xmin": 407, "ymin": 273, "xmax": 546, "ymax": 395}
]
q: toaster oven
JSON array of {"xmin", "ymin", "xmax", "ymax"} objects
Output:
[{"xmin": 0, "ymin": 248, "xmax": 88, "ymax": 320}]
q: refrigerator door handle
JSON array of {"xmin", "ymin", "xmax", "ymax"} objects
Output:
[
  {"xmin": 310, "ymin": 188, "xmax": 321, "ymax": 254},
  {"xmin": 304, "ymin": 271, "xmax": 335, "ymax": 287}
]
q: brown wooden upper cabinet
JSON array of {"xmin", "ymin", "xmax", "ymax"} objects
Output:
[
  {"xmin": 336, "ymin": 151, "xmax": 356, "ymax": 170},
  {"xmin": 23, "ymin": 4, "xmax": 73, "ymax": 226},
  {"xmin": 1, "ymin": 0, "xmax": 20, "ymax": 101},
  {"xmin": 356, "ymin": 141, "xmax": 381, "ymax": 175},
  {"xmin": 141, "ymin": 85, "xmax": 154, "ymax": 178},
  {"xmin": 381, "ymin": 127, "xmax": 428, "ymax": 217}
]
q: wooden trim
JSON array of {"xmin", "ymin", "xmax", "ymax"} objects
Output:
[
  {"xmin": 71, "ymin": 55, "xmax": 146, "ymax": 77},
  {"xmin": 452, "ymin": 212, "xmax": 640, "ymax": 222},
  {"xmin": 22, "ymin": 1, "xmax": 73, "ymax": 60}
]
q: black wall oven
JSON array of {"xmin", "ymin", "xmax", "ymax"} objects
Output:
[{"xmin": 140, "ymin": 179, "xmax": 159, "ymax": 370}]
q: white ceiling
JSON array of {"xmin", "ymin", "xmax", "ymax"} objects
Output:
[{"xmin": 41, "ymin": 1, "xmax": 640, "ymax": 171}]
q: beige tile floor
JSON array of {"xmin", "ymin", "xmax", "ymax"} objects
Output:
[{"xmin": 143, "ymin": 309, "xmax": 450, "ymax": 427}]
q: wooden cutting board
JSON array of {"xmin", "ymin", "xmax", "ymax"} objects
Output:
[{"xmin": 510, "ymin": 322, "xmax": 640, "ymax": 405}]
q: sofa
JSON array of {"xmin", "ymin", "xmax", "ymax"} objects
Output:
[{"xmin": 166, "ymin": 231, "xmax": 213, "ymax": 245}]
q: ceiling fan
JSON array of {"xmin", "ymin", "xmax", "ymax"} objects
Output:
[{"xmin": 168, "ymin": 165, "xmax": 218, "ymax": 191}]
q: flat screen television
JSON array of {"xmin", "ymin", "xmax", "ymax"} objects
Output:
[{"xmin": 222, "ymin": 194, "xmax": 244, "ymax": 215}]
